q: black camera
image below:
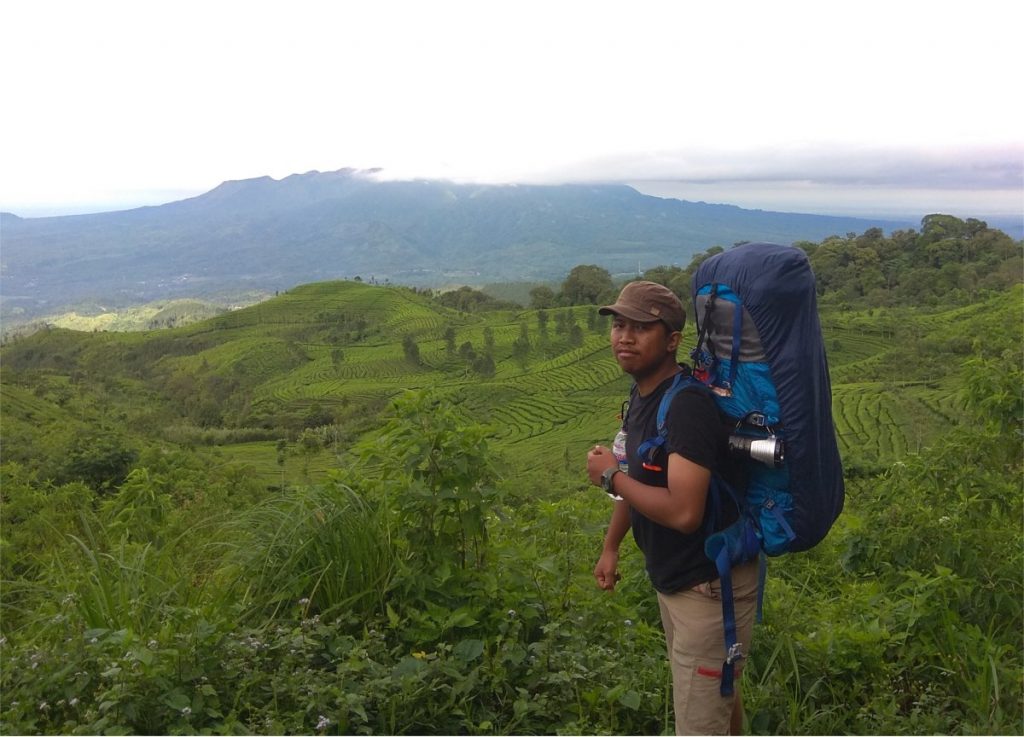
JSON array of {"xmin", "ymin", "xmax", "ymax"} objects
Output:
[{"xmin": 728, "ymin": 433, "xmax": 784, "ymax": 468}]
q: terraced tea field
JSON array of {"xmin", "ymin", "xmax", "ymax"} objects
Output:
[
  {"xmin": 5, "ymin": 280, "xmax": 973, "ymax": 487},
  {"xmin": 830, "ymin": 382, "xmax": 961, "ymax": 460},
  {"xmin": 180, "ymin": 282, "xmax": 973, "ymax": 483},
  {"xmin": 237, "ymin": 299, "xmax": 963, "ymax": 484},
  {"xmin": 824, "ymin": 322, "xmax": 961, "ymax": 462},
  {"xmin": 198, "ymin": 440, "xmax": 341, "ymax": 488},
  {"xmin": 0, "ymin": 383, "xmax": 72, "ymax": 427}
]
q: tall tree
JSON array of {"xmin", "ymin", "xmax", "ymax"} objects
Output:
[
  {"xmin": 529, "ymin": 286, "xmax": 556, "ymax": 309},
  {"xmin": 560, "ymin": 265, "xmax": 613, "ymax": 305}
]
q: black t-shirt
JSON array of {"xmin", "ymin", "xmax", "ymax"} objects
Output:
[{"xmin": 624, "ymin": 370, "xmax": 741, "ymax": 593}]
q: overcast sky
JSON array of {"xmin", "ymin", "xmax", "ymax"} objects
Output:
[{"xmin": 2, "ymin": 0, "xmax": 1021, "ymax": 222}]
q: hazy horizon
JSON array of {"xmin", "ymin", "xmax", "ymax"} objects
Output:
[{"xmin": 5, "ymin": 173, "xmax": 1019, "ymax": 233}]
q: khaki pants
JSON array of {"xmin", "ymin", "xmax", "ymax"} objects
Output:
[{"xmin": 657, "ymin": 560, "xmax": 759, "ymax": 736}]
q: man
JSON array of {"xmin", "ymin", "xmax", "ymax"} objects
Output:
[{"xmin": 586, "ymin": 281, "xmax": 758, "ymax": 735}]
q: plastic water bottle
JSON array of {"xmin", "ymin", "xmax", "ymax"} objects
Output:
[
  {"xmin": 610, "ymin": 427, "xmax": 627, "ymax": 501},
  {"xmin": 612, "ymin": 428, "xmax": 628, "ymax": 473}
]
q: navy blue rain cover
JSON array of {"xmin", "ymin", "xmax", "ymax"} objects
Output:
[{"xmin": 693, "ymin": 242, "xmax": 845, "ymax": 551}]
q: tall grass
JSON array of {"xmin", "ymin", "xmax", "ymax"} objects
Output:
[
  {"xmin": 215, "ymin": 483, "xmax": 395, "ymax": 622},
  {"xmin": 40, "ymin": 510, "xmax": 222, "ymax": 637}
]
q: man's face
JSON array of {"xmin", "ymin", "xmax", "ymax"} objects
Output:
[{"xmin": 609, "ymin": 315, "xmax": 680, "ymax": 376}]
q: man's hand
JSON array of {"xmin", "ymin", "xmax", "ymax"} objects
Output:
[
  {"xmin": 587, "ymin": 444, "xmax": 617, "ymax": 487},
  {"xmin": 594, "ymin": 549, "xmax": 621, "ymax": 591}
]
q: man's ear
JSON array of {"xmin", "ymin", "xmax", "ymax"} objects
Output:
[{"xmin": 667, "ymin": 330, "xmax": 682, "ymax": 352}]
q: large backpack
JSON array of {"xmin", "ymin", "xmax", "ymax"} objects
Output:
[{"xmin": 640, "ymin": 242, "xmax": 844, "ymax": 696}]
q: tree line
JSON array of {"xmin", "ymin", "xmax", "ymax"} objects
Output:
[{"xmin": 520, "ymin": 215, "xmax": 1020, "ymax": 311}]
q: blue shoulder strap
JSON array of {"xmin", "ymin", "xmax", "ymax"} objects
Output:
[
  {"xmin": 636, "ymin": 371, "xmax": 705, "ymax": 471},
  {"xmin": 706, "ymin": 518, "xmax": 763, "ymax": 697}
]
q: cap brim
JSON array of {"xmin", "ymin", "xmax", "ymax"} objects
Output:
[{"xmin": 598, "ymin": 304, "xmax": 661, "ymax": 323}]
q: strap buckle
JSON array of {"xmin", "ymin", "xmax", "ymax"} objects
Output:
[{"xmin": 725, "ymin": 642, "xmax": 745, "ymax": 665}]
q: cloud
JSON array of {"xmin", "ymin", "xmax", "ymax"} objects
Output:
[
  {"xmin": 3, "ymin": 1, "xmax": 1021, "ymax": 220},
  {"xmin": 546, "ymin": 144, "xmax": 1024, "ymax": 191}
]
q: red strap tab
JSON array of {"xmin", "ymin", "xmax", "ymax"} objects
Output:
[
  {"xmin": 697, "ymin": 665, "xmax": 743, "ymax": 680},
  {"xmin": 696, "ymin": 666, "xmax": 722, "ymax": 679}
]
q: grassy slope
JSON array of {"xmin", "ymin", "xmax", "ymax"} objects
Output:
[{"xmin": 4, "ymin": 280, "xmax": 1012, "ymax": 492}]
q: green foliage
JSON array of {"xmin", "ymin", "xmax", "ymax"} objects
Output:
[
  {"xmin": 2, "ymin": 230, "xmax": 1022, "ymax": 734},
  {"xmin": 529, "ymin": 285, "xmax": 557, "ymax": 309},
  {"xmin": 746, "ymin": 419, "xmax": 1023, "ymax": 734},
  {"xmin": 560, "ymin": 264, "xmax": 615, "ymax": 305},
  {"xmin": 3, "ymin": 297, "xmax": 233, "ymax": 337},
  {"xmin": 433, "ymin": 285, "xmax": 519, "ymax": 312},
  {"xmin": 56, "ymin": 433, "xmax": 138, "ymax": 492},
  {"xmin": 401, "ymin": 333, "xmax": 421, "ymax": 365},
  {"xmin": 350, "ymin": 391, "xmax": 500, "ymax": 577},
  {"xmin": 961, "ymin": 348, "xmax": 1023, "ymax": 438},
  {"xmin": 639, "ymin": 246, "xmax": 725, "ymax": 303},
  {"xmin": 0, "ymin": 466, "xmax": 94, "ymax": 630},
  {"xmin": 1, "ymin": 389, "xmax": 667, "ymax": 735},
  {"xmin": 807, "ymin": 215, "xmax": 1020, "ymax": 308},
  {"xmin": 217, "ymin": 484, "xmax": 395, "ymax": 622}
]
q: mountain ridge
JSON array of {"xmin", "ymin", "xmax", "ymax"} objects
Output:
[{"xmin": 2, "ymin": 169, "xmax": 919, "ymax": 319}]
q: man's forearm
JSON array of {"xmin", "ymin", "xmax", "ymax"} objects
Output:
[
  {"xmin": 603, "ymin": 500, "xmax": 632, "ymax": 551},
  {"xmin": 608, "ymin": 455, "xmax": 709, "ymax": 534}
]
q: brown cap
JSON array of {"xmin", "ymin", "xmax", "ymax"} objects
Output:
[{"xmin": 599, "ymin": 281, "xmax": 685, "ymax": 333}]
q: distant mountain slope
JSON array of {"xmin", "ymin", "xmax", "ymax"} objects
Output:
[{"xmin": 0, "ymin": 169, "xmax": 913, "ymax": 319}]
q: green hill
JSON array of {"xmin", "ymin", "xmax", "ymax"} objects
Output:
[{"xmin": 4, "ymin": 277, "xmax": 1016, "ymax": 489}]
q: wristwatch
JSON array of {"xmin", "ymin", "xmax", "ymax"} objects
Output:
[{"xmin": 601, "ymin": 467, "xmax": 622, "ymax": 497}]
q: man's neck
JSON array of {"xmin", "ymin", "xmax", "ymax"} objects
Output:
[{"xmin": 633, "ymin": 359, "xmax": 682, "ymax": 396}]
